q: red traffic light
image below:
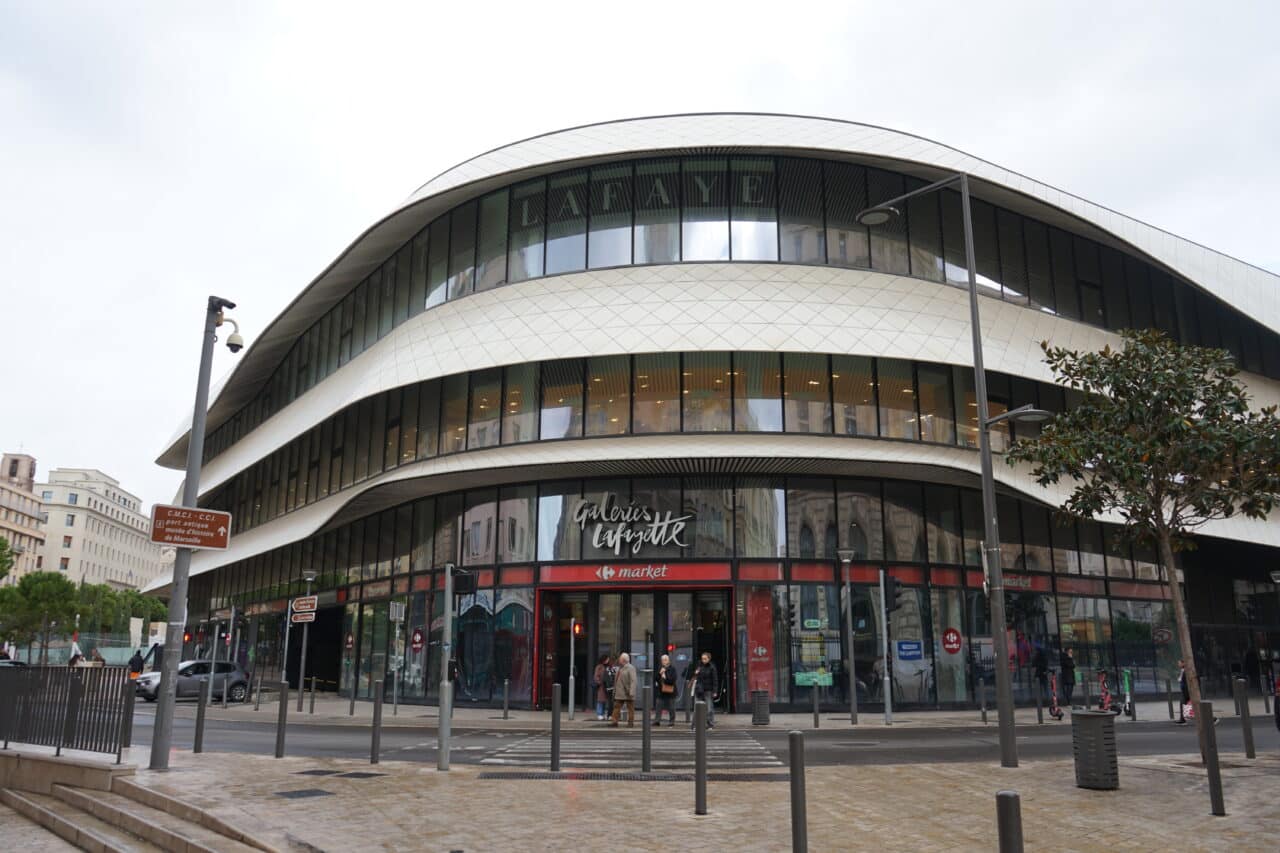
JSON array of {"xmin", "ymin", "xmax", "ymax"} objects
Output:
[
  {"xmin": 182, "ymin": 631, "xmax": 192, "ymax": 643},
  {"xmin": 572, "ymin": 622, "xmax": 583, "ymax": 636},
  {"xmin": 666, "ymin": 644, "xmax": 675, "ymax": 652}
]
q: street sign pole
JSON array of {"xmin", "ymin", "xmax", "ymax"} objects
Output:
[
  {"xmin": 568, "ymin": 617, "xmax": 576, "ymax": 721},
  {"xmin": 282, "ymin": 602, "xmax": 292, "ymax": 691},
  {"xmin": 879, "ymin": 568, "xmax": 892, "ymax": 726},
  {"xmin": 438, "ymin": 563, "xmax": 454, "ymax": 771},
  {"xmin": 840, "ymin": 555, "xmax": 858, "ymax": 725},
  {"xmin": 296, "ymin": 581, "xmax": 314, "ymax": 713}
]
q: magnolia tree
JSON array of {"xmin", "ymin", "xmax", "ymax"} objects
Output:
[{"xmin": 1008, "ymin": 330, "xmax": 1280, "ymax": 740}]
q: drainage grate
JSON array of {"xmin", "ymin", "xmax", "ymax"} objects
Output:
[
  {"xmin": 336, "ymin": 772, "xmax": 386, "ymax": 779},
  {"xmin": 275, "ymin": 789, "xmax": 335, "ymax": 799},
  {"xmin": 477, "ymin": 771, "xmax": 789, "ymax": 783},
  {"xmin": 295, "ymin": 770, "xmax": 340, "ymax": 777}
]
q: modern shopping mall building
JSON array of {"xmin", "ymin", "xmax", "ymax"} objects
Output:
[{"xmin": 151, "ymin": 114, "xmax": 1280, "ymax": 713}]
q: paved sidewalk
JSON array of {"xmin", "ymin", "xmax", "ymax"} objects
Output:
[{"xmin": 123, "ymin": 747, "xmax": 1280, "ymax": 852}]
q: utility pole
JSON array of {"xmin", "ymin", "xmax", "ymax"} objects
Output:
[{"xmin": 437, "ymin": 563, "xmax": 454, "ymax": 771}]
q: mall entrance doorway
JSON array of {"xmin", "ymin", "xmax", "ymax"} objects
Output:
[{"xmin": 538, "ymin": 589, "xmax": 732, "ymax": 713}]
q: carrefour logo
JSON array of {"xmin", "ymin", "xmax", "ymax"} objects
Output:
[
  {"xmin": 595, "ymin": 564, "xmax": 670, "ymax": 582},
  {"xmin": 596, "ymin": 566, "xmax": 616, "ymax": 581}
]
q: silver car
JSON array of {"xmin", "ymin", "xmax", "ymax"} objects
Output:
[{"xmin": 135, "ymin": 660, "xmax": 250, "ymax": 703}]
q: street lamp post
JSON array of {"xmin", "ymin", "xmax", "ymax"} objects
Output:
[
  {"xmin": 837, "ymin": 550, "xmax": 858, "ymax": 725},
  {"xmin": 858, "ymin": 176, "xmax": 1049, "ymax": 768},
  {"xmin": 296, "ymin": 570, "xmax": 317, "ymax": 712},
  {"xmin": 150, "ymin": 296, "xmax": 243, "ymax": 771}
]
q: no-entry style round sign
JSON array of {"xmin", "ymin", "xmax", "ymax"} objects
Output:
[
  {"xmin": 345, "ymin": 632, "xmax": 354, "ymax": 651},
  {"xmin": 411, "ymin": 628, "xmax": 425, "ymax": 653},
  {"xmin": 942, "ymin": 628, "xmax": 962, "ymax": 655}
]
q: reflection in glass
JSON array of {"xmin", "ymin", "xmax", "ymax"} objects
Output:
[
  {"xmin": 589, "ymin": 164, "xmax": 632, "ymax": 268},
  {"xmin": 536, "ymin": 481, "xmax": 581, "ymax": 561},
  {"xmin": 996, "ymin": 209, "xmax": 1028, "ymax": 304},
  {"xmin": 969, "ymin": 198, "xmax": 1002, "ymax": 296},
  {"xmin": 468, "ymin": 368, "xmax": 501, "ymax": 449},
  {"xmin": 825, "ymin": 162, "xmax": 870, "ymax": 269},
  {"xmin": 416, "ymin": 380, "xmax": 439, "ymax": 459},
  {"xmin": 433, "ymin": 492, "xmax": 462, "ymax": 567},
  {"xmin": 778, "ymin": 158, "xmax": 825, "ymax": 264},
  {"xmin": 681, "ymin": 157, "xmax": 729, "ymax": 261},
  {"xmin": 494, "ymin": 588, "xmax": 534, "ymax": 703},
  {"xmin": 684, "ymin": 477, "xmax": 733, "ymax": 557},
  {"xmin": 837, "ymin": 479, "xmax": 883, "ymax": 559},
  {"xmin": 585, "ymin": 355, "xmax": 629, "ymax": 436},
  {"xmin": 1024, "ymin": 219, "xmax": 1055, "ymax": 313},
  {"xmin": 508, "ymin": 179, "xmax": 545, "ymax": 282},
  {"xmin": 440, "ymin": 374, "xmax": 468, "ymax": 454},
  {"xmin": 630, "ymin": 478, "xmax": 682, "ymax": 558},
  {"xmin": 787, "ymin": 478, "xmax": 836, "ymax": 559},
  {"xmin": 925, "ymin": 485, "xmax": 962, "ymax": 564},
  {"xmin": 730, "ymin": 158, "xmax": 777, "ymax": 261},
  {"xmin": 502, "ymin": 363, "xmax": 538, "ymax": 445},
  {"xmin": 906, "ymin": 182, "xmax": 944, "ymax": 282},
  {"xmin": 735, "ymin": 477, "xmax": 786, "ymax": 558},
  {"xmin": 447, "ymin": 200, "xmax": 477, "ymax": 300},
  {"xmin": 877, "ymin": 358, "xmax": 916, "ymax": 440},
  {"xmin": 683, "ymin": 351, "xmax": 732, "ymax": 432},
  {"xmin": 832, "ymin": 355, "xmax": 877, "ymax": 437},
  {"xmin": 498, "ymin": 484, "xmax": 536, "ymax": 563},
  {"xmin": 1020, "ymin": 505, "xmax": 1052, "ymax": 572},
  {"xmin": 581, "ymin": 478, "xmax": 629, "ymax": 561},
  {"xmin": 883, "ymin": 482, "xmax": 925, "ymax": 562},
  {"xmin": 634, "ymin": 160, "xmax": 680, "ymax": 264},
  {"xmin": 916, "ymin": 364, "xmax": 955, "ymax": 444},
  {"xmin": 734, "ymin": 351, "xmax": 782, "ymax": 432},
  {"xmin": 867, "ymin": 168, "xmax": 909, "ymax": 275},
  {"xmin": 475, "ymin": 191, "xmax": 509, "ymax": 292},
  {"xmin": 783, "ymin": 352, "xmax": 831, "ymax": 434},
  {"xmin": 632, "ymin": 352, "xmax": 680, "ymax": 433},
  {"xmin": 540, "ymin": 359, "xmax": 584, "ymax": 440},
  {"xmin": 546, "ymin": 171, "xmax": 588, "ymax": 275},
  {"xmin": 462, "ymin": 489, "xmax": 496, "ymax": 566},
  {"xmin": 426, "ymin": 217, "xmax": 449, "ymax": 309}
]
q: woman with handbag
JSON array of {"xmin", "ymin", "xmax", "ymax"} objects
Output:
[
  {"xmin": 655, "ymin": 654, "xmax": 678, "ymax": 726},
  {"xmin": 593, "ymin": 654, "xmax": 611, "ymax": 721}
]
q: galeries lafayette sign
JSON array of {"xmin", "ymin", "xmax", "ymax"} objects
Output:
[
  {"xmin": 540, "ymin": 562, "xmax": 732, "ymax": 585},
  {"xmin": 572, "ymin": 493, "xmax": 693, "ymax": 557}
]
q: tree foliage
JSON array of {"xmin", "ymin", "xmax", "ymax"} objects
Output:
[{"xmin": 0, "ymin": 536, "xmax": 13, "ymax": 582}]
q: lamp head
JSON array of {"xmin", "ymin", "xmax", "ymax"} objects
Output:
[
  {"xmin": 856, "ymin": 206, "xmax": 900, "ymax": 227},
  {"xmin": 302, "ymin": 570, "xmax": 318, "ymax": 583}
]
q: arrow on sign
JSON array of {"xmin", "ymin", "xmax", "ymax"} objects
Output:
[{"xmin": 218, "ymin": 526, "xmax": 226, "ymax": 535}]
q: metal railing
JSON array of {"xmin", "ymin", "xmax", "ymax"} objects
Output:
[{"xmin": 0, "ymin": 665, "xmax": 135, "ymax": 760}]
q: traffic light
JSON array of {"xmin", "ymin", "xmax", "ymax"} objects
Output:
[
  {"xmin": 787, "ymin": 600, "xmax": 798, "ymax": 626},
  {"xmin": 884, "ymin": 576, "xmax": 906, "ymax": 613},
  {"xmin": 182, "ymin": 630, "xmax": 192, "ymax": 644},
  {"xmin": 572, "ymin": 621, "xmax": 583, "ymax": 637}
]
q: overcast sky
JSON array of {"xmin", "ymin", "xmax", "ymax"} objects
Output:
[{"xmin": 2, "ymin": 2, "xmax": 1277, "ymax": 512}]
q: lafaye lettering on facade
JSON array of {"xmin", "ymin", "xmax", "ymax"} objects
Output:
[{"xmin": 571, "ymin": 492, "xmax": 692, "ymax": 557}]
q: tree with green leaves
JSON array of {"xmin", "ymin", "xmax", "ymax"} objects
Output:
[
  {"xmin": 1009, "ymin": 329, "xmax": 1280, "ymax": 748},
  {"xmin": 6, "ymin": 572, "xmax": 79, "ymax": 663},
  {"xmin": 0, "ymin": 536, "xmax": 13, "ymax": 583}
]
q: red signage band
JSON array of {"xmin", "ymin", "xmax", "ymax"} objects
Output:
[{"xmin": 539, "ymin": 562, "xmax": 732, "ymax": 585}]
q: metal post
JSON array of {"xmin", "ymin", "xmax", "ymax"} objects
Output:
[
  {"xmin": 115, "ymin": 684, "xmax": 135, "ymax": 765},
  {"xmin": 1035, "ymin": 682, "xmax": 1043, "ymax": 724},
  {"xmin": 1127, "ymin": 669, "xmax": 1137, "ymax": 721},
  {"xmin": 221, "ymin": 666, "xmax": 228, "ymax": 709},
  {"xmin": 996, "ymin": 790, "xmax": 1025, "ymax": 853},
  {"xmin": 309, "ymin": 676, "xmax": 316, "ymax": 714},
  {"xmin": 393, "ymin": 659, "xmax": 399, "ymax": 717},
  {"xmin": 297, "ymin": 580, "xmax": 313, "ymax": 712},
  {"xmin": 642, "ymin": 683, "xmax": 652, "ymax": 773},
  {"xmin": 551, "ymin": 683, "xmax": 562, "ymax": 772},
  {"xmin": 503, "ymin": 678, "xmax": 510, "ymax": 720},
  {"xmin": 1166, "ymin": 678, "xmax": 1175, "ymax": 720},
  {"xmin": 685, "ymin": 680, "xmax": 693, "ymax": 724},
  {"xmin": 437, "ymin": 563, "xmax": 454, "ymax": 772},
  {"xmin": 789, "ymin": 731, "xmax": 807, "ymax": 853},
  {"xmin": 1199, "ymin": 701, "xmax": 1225, "ymax": 816},
  {"xmin": 150, "ymin": 295, "xmax": 235, "ymax": 772},
  {"xmin": 274, "ymin": 681, "xmax": 288, "ymax": 759},
  {"xmin": 1263, "ymin": 673, "xmax": 1272, "ymax": 715},
  {"xmin": 980, "ymin": 676, "xmax": 988, "ymax": 724},
  {"xmin": 1082, "ymin": 668, "xmax": 1091, "ymax": 707},
  {"xmin": 568, "ymin": 617, "xmax": 576, "ymax": 721},
  {"xmin": 879, "ymin": 568, "xmax": 892, "ymax": 726},
  {"xmin": 254, "ymin": 670, "xmax": 263, "ymax": 712},
  {"xmin": 371, "ymin": 680, "xmax": 383, "ymax": 764},
  {"xmin": 842, "ymin": 557, "xmax": 858, "ymax": 725},
  {"xmin": 694, "ymin": 701, "xmax": 707, "ymax": 815},
  {"xmin": 193, "ymin": 682, "xmax": 208, "ymax": 753},
  {"xmin": 1233, "ymin": 678, "xmax": 1242, "ymax": 716},
  {"xmin": 348, "ymin": 656, "xmax": 358, "ymax": 717},
  {"xmin": 812, "ymin": 683, "xmax": 820, "ymax": 729},
  {"xmin": 1233, "ymin": 679, "xmax": 1255, "ymax": 759}
]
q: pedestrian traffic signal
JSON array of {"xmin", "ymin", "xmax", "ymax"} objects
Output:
[
  {"xmin": 182, "ymin": 630, "xmax": 192, "ymax": 644},
  {"xmin": 884, "ymin": 576, "xmax": 906, "ymax": 613},
  {"xmin": 573, "ymin": 621, "xmax": 583, "ymax": 636}
]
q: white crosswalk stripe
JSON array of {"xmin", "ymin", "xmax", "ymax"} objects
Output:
[{"xmin": 480, "ymin": 731, "xmax": 783, "ymax": 769}]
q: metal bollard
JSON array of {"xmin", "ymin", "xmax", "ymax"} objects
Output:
[
  {"xmin": 193, "ymin": 682, "xmax": 208, "ymax": 753},
  {"xmin": 1035, "ymin": 684, "xmax": 1043, "ymax": 724},
  {"xmin": 371, "ymin": 680, "xmax": 383, "ymax": 764},
  {"xmin": 1263, "ymin": 674, "xmax": 1272, "ymax": 715},
  {"xmin": 503, "ymin": 678, "xmax": 510, "ymax": 720},
  {"xmin": 275, "ymin": 681, "xmax": 289, "ymax": 759},
  {"xmin": 255, "ymin": 670, "xmax": 263, "ymax": 711},
  {"xmin": 1233, "ymin": 679, "xmax": 1243, "ymax": 716},
  {"xmin": 309, "ymin": 677, "xmax": 316, "ymax": 714},
  {"xmin": 1167, "ymin": 679, "xmax": 1174, "ymax": 720},
  {"xmin": 685, "ymin": 684, "xmax": 693, "ymax": 724},
  {"xmin": 1200, "ymin": 702, "xmax": 1225, "ymax": 816},
  {"xmin": 996, "ymin": 790, "xmax": 1025, "ymax": 853},
  {"xmin": 222, "ymin": 674, "xmax": 229, "ymax": 709},
  {"xmin": 980, "ymin": 676, "xmax": 987, "ymax": 724},
  {"xmin": 1233, "ymin": 679, "xmax": 1255, "ymax": 759},
  {"xmin": 813, "ymin": 686, "xmax": 820, "ymax": 730},
  {"xmin": 642, "ymin": 684, "xmax": 652, "ymax": 773},
  {"xmin": 551, "ymin": 683, "xmax": 561, "ymax": 772},
  {"xmin": 694, "ymin": 701, "xmax": 707, "ymax": 815},
  {"xmin": 789, "ymin": 731, "xmax": 807, "ymax": 852}
]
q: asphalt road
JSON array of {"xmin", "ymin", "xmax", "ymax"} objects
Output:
[{"xmin": 128, "ymin": 707, "xmax": 1280, "ymax": 769}]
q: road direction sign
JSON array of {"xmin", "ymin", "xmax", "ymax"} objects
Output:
[
  {"xmin": 150, "ymin": 505, "xmax": 232, "ymax": 550},
  {"xmin": 291, "ymin": 612, "xmax": 316, "ymax": 624},
  {"xmin": 942, "ymin": 628, "xmax": 963, "ymax": 655},
  {"xmin": 292, "ymin": 595, "xmax": 318, "ymax": 613}
]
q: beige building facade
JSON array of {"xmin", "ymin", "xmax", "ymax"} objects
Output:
[{"xmin": 0, "ymin": 453, "xmax": 44, "ymax": 585}]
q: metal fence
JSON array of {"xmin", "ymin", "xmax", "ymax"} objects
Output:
[{"xmin": 0, "ymin": 665, "xmax": 135, "ymax": 761}]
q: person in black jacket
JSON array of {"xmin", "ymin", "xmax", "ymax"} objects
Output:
[
  {"xmin": 688, "ymin": 651, "xmax": 719, "ymax": 730},
  {"xmin": 1059, "ymin": 647, "xmax": 1076, "ymax": 707},
  {"xmin": 655, "ymin": 654, "xmax": 678, "ymax": 726}
]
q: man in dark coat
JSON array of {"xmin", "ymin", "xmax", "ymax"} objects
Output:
[
  {"xmin": 1059, "ymin": 647, "xmax": 1076, "ymax": 707},
  {"xmin": 688, "ymin": 651, "xmax": 719, "ymax": 730}
]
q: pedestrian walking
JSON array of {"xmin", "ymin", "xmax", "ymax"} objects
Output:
[
  {"xmin": 592, "ymin": 654, "xmax": 610, "ymax": 720},
  {"xmin": 610, "ymin": 653, "xmax": 637, "ymax": 727},
  {"xmin": 688, "ymin": 651, "xmax": 719, "ymax": 730},
  {"xmin": 1059, "ymin": 647, "xmax": 1076, "ymax": 707},
  {"xmin": 1033, "ymin": 645, "xmax": 1048, "ymax": 704},
  {"xmin": 655, "ymin": 653, "xmax": 678, "ymax": 726},
  {"xmin": 128, "ymin": 649, "xmax": 145, "ymax": 680}
]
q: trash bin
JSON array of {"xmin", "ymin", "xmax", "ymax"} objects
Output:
[
  {"xmin": 1071, "ymin": 710, "xmax": 1119, "ymax": 790},
  {"xmin": 751, "ymin": 690, "xmax": 770, "ymax": 726}
]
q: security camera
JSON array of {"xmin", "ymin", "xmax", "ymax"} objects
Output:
[{"xmin": 226, "ymin": 332, "xmax": 244, "ymax": 353}]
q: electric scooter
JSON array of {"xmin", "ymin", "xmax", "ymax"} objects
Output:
[
  {"xmin": 1047, "ymin": 670, "xmax": 1065, "ymax": 720},
  {"xmin": 1096, "ymin": 669, "xmax": 1123, "ymax": 715}
]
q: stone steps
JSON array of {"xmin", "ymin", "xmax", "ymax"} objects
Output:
[
  {"xmin": 1, "ymin": 788, "xmax": 164, "ymax": 853},
  {"xmin": 53, "ymin": 784, "xmax": 261, "ymax": 853}
]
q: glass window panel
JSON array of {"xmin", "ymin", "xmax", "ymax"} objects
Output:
[
  {"xmin": 1076, "ymin": 521, "xmax": 1105, "ymax": 576},
  {"xmin": 916, "ymin": 363, "xmax": 955, "ymax": 444},
  {"xmin": 400, "ymin": 385, "xmax": 418, "ymax": 464},
  {"xmin": 1124, "ymin": 256, "xmax": 1154, "ymax": 330},
  {"xmin": 1049, "ymin": 514, "xmax": 1080, "ymax": 575},
  {"xmin": 1020, "ymin": 505, "xmax": 1053, "ymax": 572},
  {"xmin": 468, "ymin": 368, "xmax": 501, "ymax": 449},
  {"xmin": 1056, "ymin": 595, "xmax": 1112, "ymax": 674},
  {"xmin": 588, "ymin": 164, "xmax": 633, "ymax": 268},
  {"xmin": 931, "ymin": 587, "xmax": 968, "ymax": 702},
  {"xmin": 824, "ymin": 162, "xmax": 870, "ymax": 269},
  {"xmin": 1173, "ymin": 281, "xmax": 1198, "ymax": 345},
  {"xmin": 734, "ymin": 351, "xmax": 782, "ymax": 432},
  {"xmin": 498, "ymin": 484, "xmax": 537, "ymax": 563},
  {"xmin": 580, "ymin": 479, "xmax": 630, "ymax": 561},
  {"xmin": 1009, "ymin": 377, "xmax": 1041, "ymax": 442},
  {"xmin": 778, "ymin": 158, "xmax": 825, "ymax": 264},
  {"xmin": 883, "ymin": 481, "xmax": 925, "ymax": 562},
  {"xmin": 440, "ymin": 374, "xmax": 468, "ymax": 454},
  {"xmin": 350, "ymin": 280, "xmax": 367, "ymax": 356},
  {"xmin": 540, "ymin": 359, "xmax": 584, "ymax": 440},
  {"xmin": 585, "ymin": 355, "xmax": 630, "ymax": 436},
  {"xmin": 960, "ymin": 489, "xmax": 983, "ymax": 566},
  {"xmin": 410, "ymin": 229, "xmax": 428, "ymax": 316},
  {"xmin": 354, "ymin": 398, "xmax": 372, "ymax": 482},
  {"xmin": 394, "ymin": 245, "xmax": 412, "ymax": 325},
  {"xmin": 381, "ymin": 390, "xmax": 398, "ymax": 471},
  {"xmin": 786, "ymin": 478, "xmax": 836, "ymax": 559},
  {"xmin": 970, "ymin": 199, "xmax": 1002, "ymax": 296},
  {"xmin": 462, "ymin": 489, "xmax": 496, "ymax": 566},
  {"xmin": 417, "ymin": 380, "xmax": 439, "ymax": 459},
  {"xmin": 362, "ymin": 515, "xmax": 380, "ymax": 580},
  {"xmin": 1048, "ymin": 227, "xmax": 1079, "ymax": 320},
  {"xmin": 997, "ymin": 495, "xmax": 1023, "ymax": 571},
  {"xmin": 1079, "ymin": 282, "xmax": 1105, "ymax": 328},
  {"xmin": 1099, "ymin": 247, "xmax": 1129, "ymax": 329},
  {"xmin": 996, "ymin": 209, "xmax": 1028, "ymax": 304},
  {"xmin": 683, "ymin": 351, "xmax": 732, "ymax": 432},
  {"xmin": 1150, "ymin": 270, "xmax": 1180, "ymax": 339},
  {"xmin": 867, "ymin": 168, "xmax": 909, "ymax": 275},
  {"xmin": 629, "ymin": 478, "xmax": 683, "ymax": 558},
  {"xmin": 925, "ymin": 485, "xmax": 962, "ymax": 564},
  {"xmin": 434, "ymin": 493, "xmax": 462, "ymax": 567},
  {"xmin": 735, "ymin": 477, "xmax": 786, "ymax": 558},
  {"xmin": 447, "ymin": 200, "xmax": 477, "ymax": 299},
  {"xmin": 782, "ymin": 352, "xmax": 831, "ymax": 434},
  {"xmin": 537, "ymin": 480, "xmax": 581, "ymax": 561},
  {"xmin": 906, "ymin": 181, "xmax": 944, "ymax": 282},
  {"xmin": 682, "ymin": 157, "xmax": 729, "ymax": 261},
  {"xmin": 632, "ymin": 352, "xmax": 680, "ymax": 434},
  {"xmin": 426, "ymin": 217, "xmax": 449, "ymax": 308},
  {"xmin": 940, "ymin": 189, "xmax": 968, "ymax": 286},
  {"xmin": 876, "ymin": 358, "xmax": 917, "ymax": 440},
  {"xmin": 730, "ymin": 157, "xmax": 777, "ymax": 261},
  {"xmin": 1023, "ymin": 219, "xmax": 1055, "ymax": 313},
  {"xmin": 634, "ymin": 159, "xmax": 680, "ymax": 264},
  {"xmin": 831, "ymin": 355, "xmax": 877, "ymax": 437},
  {"xmin": 475, "ymin": 190, "xmax": 509, "ymax": 292},
  {"xmin": 1240, "ymin": 318, "xmax": 1264, "ymax": 374},
  {"xmin": 836, "ymin": 478, "xmax": 884, "ymax": 559},
  {"xmin": 379, "ymin": 258, "xmax": 396, "ymax": 337},
  {"xmin": 363, "ymin": 270, "xmax": 380, "ymax": 346},
  {"xmin": 683, "ymin": 476, "xmax": 733, "ymax": 557},
  {"xmin": 546, "ymin": 170, "xmax": 587, "ymax": 275},
  {"xmin": 985, "ymin": 372, "xmax": 1011, "ymax": 453},
  {"xmin": 502, "ymin": 363, "xmax": 539, "ymax": 445},
  {"xmin": 1195, "ymin": 291, "xmax": 1221, "ymax": 348},
  {"xmin": 508, "ymin": 178, "xmax": 545, "ymax": 282}
]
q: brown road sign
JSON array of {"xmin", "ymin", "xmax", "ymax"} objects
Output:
[
  {"xmin": 291, "ymin": 612, "xmax": 316, "ymax": 624},
  {"xmin": 150, "ymin": 505, "xmax": 232, "ymax": 550},
  {"xmin": 292, "ymin": 596, "xmax": 318, "ymax": 613}
]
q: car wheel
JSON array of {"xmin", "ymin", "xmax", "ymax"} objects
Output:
[
  {"xmin": 143, "ymin": 694, "xmax": 156, "ymax": 703},
  {"xmin": 229, "ymin": 682, "xmax": 248, "ymax": 703}
]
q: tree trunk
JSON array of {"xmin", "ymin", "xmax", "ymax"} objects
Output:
[
  {"xmin": 1158, "ymin": 533, "xmax": 1205, "ymax": 760},
  {"xmin": 39, "ymin": 613, "xmax": 48, "ymax": 666}
]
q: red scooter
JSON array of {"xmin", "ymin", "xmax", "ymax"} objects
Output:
[
  {"xmin": 1096, "ymin": 670, "xmax": 1123, "ymax": 715},
  {"xmin": 1047, "ymin": 671, "xmax": 1065, "ymax": 720}
]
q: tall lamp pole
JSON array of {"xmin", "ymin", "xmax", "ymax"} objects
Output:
[
  {"xmin": 837, "ymin": 550, "xmax": 858, "ymax": 725},
  {"xmin": 858, "ymin": 176, "xmax": 1049, "ymax": 768},
  {"xmin": 150, "ymin": 296, "xmax": 243, "ymax": 771}
]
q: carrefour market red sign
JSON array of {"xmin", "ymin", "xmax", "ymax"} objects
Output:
[{"xmin": 540, "ymin": 562, "xmax": 731, "ymax": 585}]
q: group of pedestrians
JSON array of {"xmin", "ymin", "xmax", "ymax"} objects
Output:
[{"xmin": 591, "ymin": 650, "xmax": 719, "ymax": 730}]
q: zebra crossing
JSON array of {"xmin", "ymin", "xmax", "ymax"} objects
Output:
[{"xmin": 479, "ymin": 729, "xmax": 783, "ymax": 770}]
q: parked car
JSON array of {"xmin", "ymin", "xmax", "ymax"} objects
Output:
[
  {"xmin": 134, "ymin": 660, "xmax": 250, "ymax": 703},
  {"xmin": 0, "ymin": 659, "xmax": 28, "ymax": 667}
]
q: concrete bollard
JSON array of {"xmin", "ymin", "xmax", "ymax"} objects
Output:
[
  {"xmin": 812, "ymin": 686, "xmax": 820, "ymax": 730},
  {"xmin": 371, "ymin": 680, "xmax": 383, "ymax": 764},
  {"xmin": 310, "ymin": 677, "xmax": 317, "ymax": 714},
  {"xmin": 1233, "ymin": 679, "xmax": 1255, "ymax": 759},
  {"xmin": 193, "ymin": 682, "xmax": 208, "ymax": 753},
  {"xmin": 551, "ymin": 683, "xmax": 562, "ymax": 772},
  {"xmin": 996, "ymin": 790, "xmax": 1024, "ymax": 853},
  {"xmin": 503, "ymin": 678, "xmax": 510, "ymax": 720},
  {"xmin": 1167, "ymin": 679, "xmax": 1174, "ymax": 720},
  {"xmin": 1200, "ymin": 702, "xmax": 1225, "ymax": 816},
  {"xmin": 980, "ymin": 676, "xmax": 987, "ymax": 724},
  {"xmin": 642, "ymin": 684, "xmax": 653, "ymax": 773},
  {"xmin": 275, "ymin": 681, "xmax": 289, "ymax": 759},
  {"xmin": 694, "ymin": 701, "xmax": 708, "ymax": 815},
  {"xmin": 789, "ymin": 731, "xmax": 807, "ymax": 852}
]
